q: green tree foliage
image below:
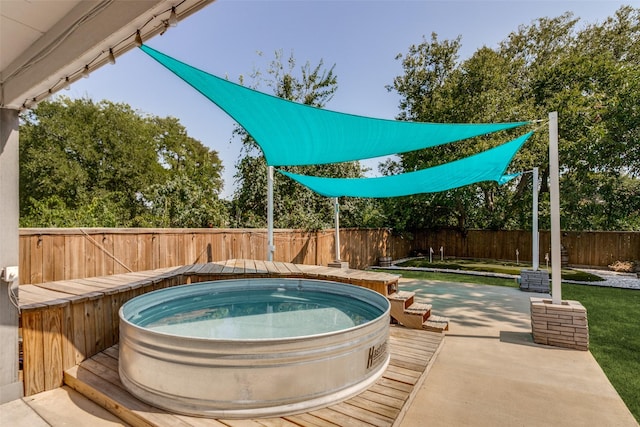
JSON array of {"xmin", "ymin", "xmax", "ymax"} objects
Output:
[
  {"xmin": 231, "ymin": 50, "xmax": 384, "ymax": 230},
  {"xmin": 386, "ymin": 6, "xmax": 640, "ymax": 231},
  {"xmin": 20, "ymin": 97, "xmax": 226, "ymax": 227}
]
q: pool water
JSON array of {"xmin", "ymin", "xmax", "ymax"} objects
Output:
[{"xmin": 136, "ymin": 288, "xmax": 381, "ymax": 339}]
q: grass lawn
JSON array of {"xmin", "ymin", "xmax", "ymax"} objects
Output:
[
  {"xmin": 373, "ymin": 268, "xmax": 640, "ymax": 423},
  {"xmin": 563, "ymin": 283, "xmax": 640, "ymax": 423},
  {"xmin": 397, "ymin": 258, "xmax": 604, "ymax": 282}
]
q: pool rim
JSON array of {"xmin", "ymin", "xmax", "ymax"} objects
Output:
[{"xmin": 118, "ymin": 277, "xmax": 390, "ymax": 342}]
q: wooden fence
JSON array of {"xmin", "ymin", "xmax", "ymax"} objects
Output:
[
  {"xmin": 18, "ymin": 228, "xmax": 639, "ymax": 284},
  {"xmin": 410, "ymin": 229, "xmax": 640, "ymax": 268}
]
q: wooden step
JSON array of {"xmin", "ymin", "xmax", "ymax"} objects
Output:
[
  {"xmin": 389, "ymin": 291, "xmax": 417, "ymax": 326},
  {"xmin": 405, "ymin": 302, "xmax": 432, "ymax": 323},
  {"xmin": 404, "ymin": 302, "xmax": 432, "ymax": 315},
  {"xmin": 391, "ymin": 302, "xmax": 431, "ymax": 329},
  {"xmin": 423, "ymin": 315, "xmax": 450, "ymax": 333},
  {"xmin": 388, "ymin": 290, "xmax": 415, "ymax": 307}
]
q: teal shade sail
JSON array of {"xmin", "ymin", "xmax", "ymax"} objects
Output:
[
  {"xmin": 278, "ymin": 132, "xmax": 533, "ymax": 198},
  {"xmin": 140, "ymin": 45, "xmax": 530, "ymax": 166}
]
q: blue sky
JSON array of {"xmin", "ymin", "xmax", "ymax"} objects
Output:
[{"xmin": 65, "ymin": 0, "xmax": 635, "ymax": 198}]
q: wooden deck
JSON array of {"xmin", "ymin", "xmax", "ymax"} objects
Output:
[
  {"xmin": 19, "ymin": 260, "xmax": 400, "ymax": 397},
  {"xmin": 63, "ymin": 326, "xmax": 443, "ymax": 427}
]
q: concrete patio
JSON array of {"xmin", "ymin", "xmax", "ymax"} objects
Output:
[{"xmin": 400, "ymin": 279, "xmax": 638, "ymax": 427}]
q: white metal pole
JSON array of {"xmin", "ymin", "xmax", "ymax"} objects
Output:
[
  {"xmin": 532, "ymin": 167, "xmax": 539, "ymax": 271},
  {"xmin": 334, "ymin": 197, "xmax": 340, "ymax": 261},
  {"xmin": 549, "ymin": 112, "xmax": 562, "ymax": 303},
  {"xmin": 267, "ymin": 166, "xmax": 274, "ymax": 261}
]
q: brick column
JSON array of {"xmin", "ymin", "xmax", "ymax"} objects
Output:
[{"xmin": 530, "ymin": 297, "xmax": 589, "ymax": 351}]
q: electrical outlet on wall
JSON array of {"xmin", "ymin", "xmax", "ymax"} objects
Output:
[{"xmin": 1, "ymin": 266, "xmax": 19, "ymax": 282}]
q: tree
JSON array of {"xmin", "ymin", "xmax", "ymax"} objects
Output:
[
  {"xmin": 138, "ymin": 116, "xmax": 227, "ymax": 227},
  {"xmin": 385, "ymin": 7, "xmax": 640, "ymax": 231},
  {"xmin": 383, "ymin": 33, "xmax": 514, "ymax": 230},
  {"xmin": 505, "ymin": 7, "xmax": 640, "ymax": 230},
  {"xmin": 231, "ymin": 50, "xmax": 381, "ymax": 230},
  {"xmin": 20, "ymin": 97, "xmax": 226, "ymax": 227}
]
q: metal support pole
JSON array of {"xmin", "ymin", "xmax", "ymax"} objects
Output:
[
  {"xmin": 532, "ymin": 167, "xmax": 539, "ymax": 271},
  {"xmin": 267, "ymin": 166, "xmax": 275, "ymax": 261},
  {"xmin": 549, "ymin": 112, "xmax": 562, "ymax": 304},
  {"xmin": 334, "ymin": 197, "xmax": 340, "ymax": 261}
]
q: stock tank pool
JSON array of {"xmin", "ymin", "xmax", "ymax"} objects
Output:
[{"xmin": 118, "ymin": 278, "xmax": 390, "ymax": 418}]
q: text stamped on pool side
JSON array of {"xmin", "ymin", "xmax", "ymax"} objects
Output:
[{"xmin": 366, "ymin": 341, "xmax": 388, "ymax": 370}]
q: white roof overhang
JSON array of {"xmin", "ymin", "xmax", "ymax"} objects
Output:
[{"xmin": 0, "ymin": 0, "xmax": 215, "ymax": 110}]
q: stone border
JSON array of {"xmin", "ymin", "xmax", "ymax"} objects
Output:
[{"xmin": 530, "ymin": 297, "xmax": 589, "ymax": 351}]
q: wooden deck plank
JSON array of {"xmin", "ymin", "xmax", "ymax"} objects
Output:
[
  {"xmin": 102, "ymin": 345, "xmax": 119, "ymax": 360},
  {"xmin": 245, "ymin": 259, "xmax": 257, "ymax": 274},
  {"xmin": 389, "ymin": 336, "xmax": 437, "ymax": 352},
  {"xmin": 281, "ymin": 261, "xmax": 303, "ymax": 275},
  {"xmin": 81, "ymin": 358, "xmax": 122, "ymax": 387},
  {"xmin": 205, "ymin": 261, "xmax": 227, "ymax": 275},
  {"xmin": 232, "ymin": 259, "xmax": 245, "ymax": 274},
  {"xmin": 218, "ymin": 420, "xmax": 266, "ymax": 427},
  {"xmin": 250, "ymin": 418, "xmax": 301, "ymax": 427},
  {"xmin": 69, "ymin": 278, "xmax": 138, "ymax": 295},
  {"xmin": 372, "ymin": 377, "xmax": 413, "ymax": 394},
  {"xmin": 173, "ymin": 414, "xmax": 228, "ymax": 427},
  {"xmin": 221, "ymin": 259, "xmax": 235, "ymax": 274},
  {"xmin": 295, "ymin": 264, "xmax": 325, "ymax": 278},
  {"xmin": 283, "ymin": 413, "xmax": 341, "ymax": 427},
  {"xmin": 308, "ymin": 407, "xmax": 376, "ymax": 427},
  {"xmin": 389, "ymin": 337, "xmax": 441, "ymax": 354},
  {"xmin": 380, "ymin": 373, "xmax": 419, "ymax": 388},
  {"xmin": 387, "ymin": 364, "xmax": 420, "ymax": 378},
  {"xmin": 389, "ymin": 342, "xmax": 439, "ymax": 360},
  {"xmin": 91, "ymin": 352, "xmax": 119, "ymax": 373},
  {"xmin": 366, "ymin": 383, "xmax": 410, "ymax": 402},
  {"xmin": 343, "ymin": 395, "xmax": 400, "ymax": 419},
  {"xmin": 272, "ymin": 262, "xmax": 291, "ymax": 275},
  {"xmin": 389, "ymin": 355, "xmax": 429, "ymax": 372},
  {"xmin": 34, "ymin": 280, "xmax": 107, "ymax": 297},
  {"xmin": 19, "ymin": 285, "xmax": 75, "ymax": 305},
  {"xmin": 358, "ymin": 390, "xmax": 405, "ymax": 410},
  {"xmin": 253, "ymin": 260, "xmax": 270, "ymax": 274},
  {"xmin": 263, "ymin": 261, "xmax": 281, "ymax": 275},
  {"xmin": 16, "ymin": 285, "xmax": 47, "ymax": 305},
  {"xmin": 330, "ymin": 402, "xmax": 394, "ymax": 427},
  {"xmin": 188, "ymin": 263, "xmax": 210, "ymax": 275}
]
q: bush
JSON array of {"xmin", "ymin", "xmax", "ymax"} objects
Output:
[{"xmin": 608, "ymin": 260, "xmax": 639, "ymax": 273}]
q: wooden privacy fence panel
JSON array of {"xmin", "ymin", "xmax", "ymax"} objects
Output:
[
  {"xmin": 409, "ymin": 229, "xmax": 639, "ymax": 267},
  {"xmin": 562, "ymin": 231, "xmax": 640, "ymax": 267},
  {"xmin": 19, "ymin": 228, "xmax": 393, "ymax": 285},
  {"xmin": 19, "ymin": 228, "xmax": 639, "ymax": 284}
]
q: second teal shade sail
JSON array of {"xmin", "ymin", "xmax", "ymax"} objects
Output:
[{"xmin": 278, "ymin": 132, "xmax": 533, "ymax": 198}]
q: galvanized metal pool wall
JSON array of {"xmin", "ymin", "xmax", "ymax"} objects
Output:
[{"xmin": 118, "ymin": 278, "xmax": 390, "ymax": 418}]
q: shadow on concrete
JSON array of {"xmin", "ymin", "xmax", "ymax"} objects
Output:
[{"xmin": 399, "ymin": 279, "xmax": 540, "ymax": 333}]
